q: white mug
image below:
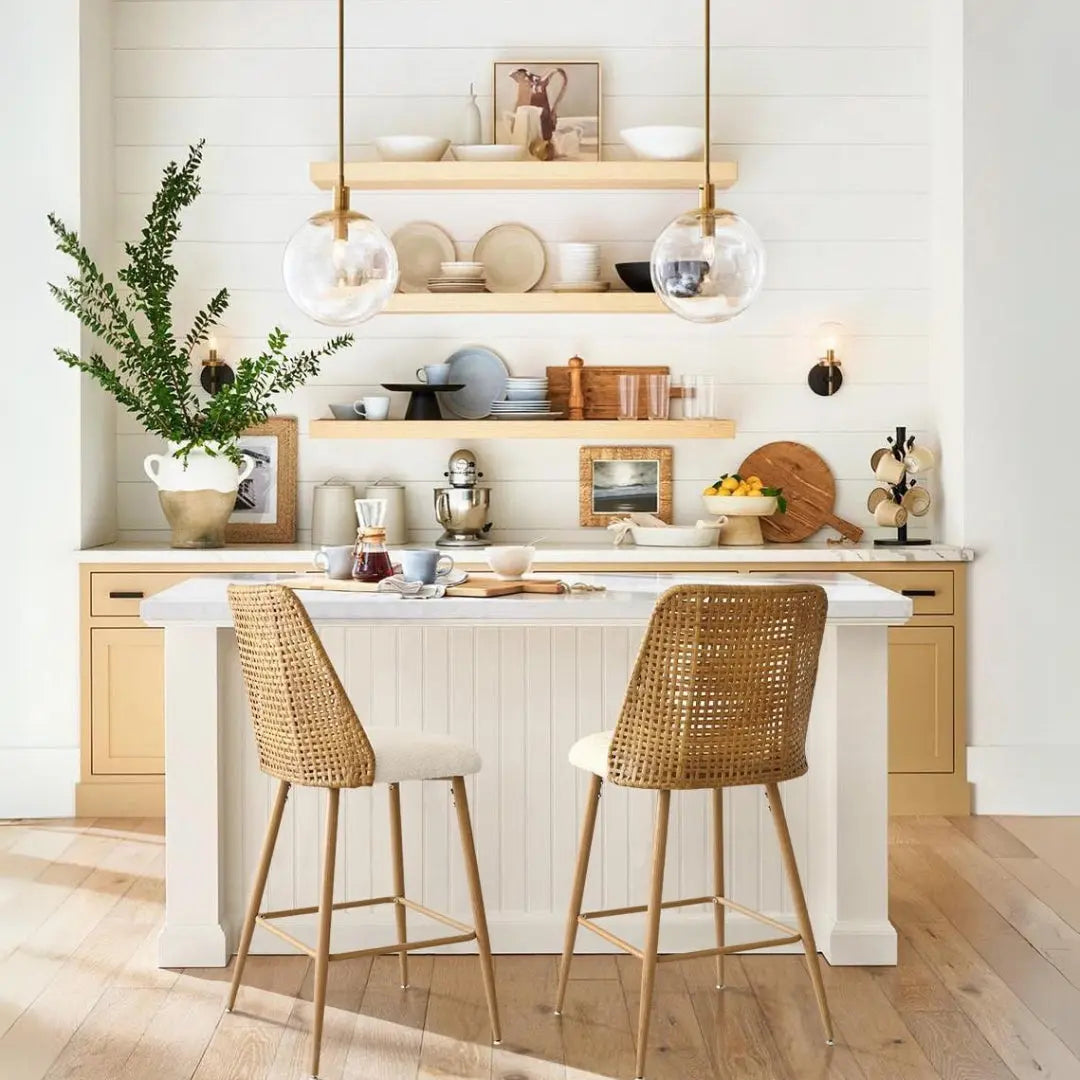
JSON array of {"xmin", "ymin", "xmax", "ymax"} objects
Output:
[
  {"xmin": 874, "ymin": 500, "xmax": 908, "ymax": 528},
  {"xmin": 874, "ymin": 453, "xmax": 906, "ymax": 486},
  {"xmin": 314, "ymin": 544, "xmax": 355, "ymax": 580},
  {"xmin": 903, "ymin": 445, "xmax": 936, "ymax": 475},
  {"xmin": 355, "ymin": 396, "xmax": 390, "ymax": 421}
]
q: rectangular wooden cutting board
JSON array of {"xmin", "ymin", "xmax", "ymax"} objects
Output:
[{"xmin": 547, "ymin": 364, "xmax": 670, "ymax": 419}]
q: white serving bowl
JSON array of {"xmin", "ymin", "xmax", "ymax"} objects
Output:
[
  {"xmin": 702, "ymin": 494, "xmax": 778, "ymax": 517},
  {"xmin": 485, "ymin": 545, "xmax": 536, "ymax": 579},
  {"xmin": 505, "ymin": 389, "xmax": 550, "ymax": 402},
  {"xmin": 452, "ymin": 144, "xmax": 529, "ymax": 162},
  {"xmin": 621, "ymin": 126, "xmax": 705, "ymax": 162},
  {"xmin": 439, "ymin": 262, "xmax": 486, "ymax": 280},
  {"xmin": 628, "ymin": 524, "xmax": 720, "ymax": 548},
  {"xmin": 374, "ymin": 136, "xmax": 450, "ymax": 162}
]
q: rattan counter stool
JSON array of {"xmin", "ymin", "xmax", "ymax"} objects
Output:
[
  {"xmin": 553, "ymin": 584, "xmax": 833, "ymax": 1079},
  {"xmin": 225, "ymin": 585, "xmax": 501, "ymax": 1079}
]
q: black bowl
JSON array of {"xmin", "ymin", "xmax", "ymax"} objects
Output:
[{"xmin": 615, "ymin": 262, "xmax": 655, "ymax": 293}]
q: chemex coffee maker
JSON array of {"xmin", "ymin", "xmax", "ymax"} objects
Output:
[{"xmin": 434, "ymin": 448, "xmax": 493, "ymax": 548}]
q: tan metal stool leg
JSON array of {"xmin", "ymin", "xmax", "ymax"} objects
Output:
[
  {"xmin": 310, "ymin": 787, "xmax": 340, "ymax": 1079},
  {"xmin": 554, "ymin": 773, "xmax": 603, "ymax": 1015},
  {"xmin": 388, "ymin": 782, "xmax": 409, "ymax": 989},
  {"xmin": 765, "ymin": 781, "xmax": 834, "ymax": 1045},
  {"xmin": 227, "ymin": 779, "xmax": 290, "ymax": 1012},
  {"xmin": 635, "ymin": 789, "xmax": 671, "ymax": 1080},
  {"xmin": 451, "ymin": 776, "xmax": 502, "ymax": 1045},
  {"xmin": 712, "ymin": 787, "xmax": 726, "ymax": 990}
]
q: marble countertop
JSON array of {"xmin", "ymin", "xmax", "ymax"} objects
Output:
[
  {"xmin": 80, "ymin": 540, "xmax": 974, "ymax": 566},
  {"xmin": 141, "ymin": 571, "xmax": 913, "ymax": 626}
]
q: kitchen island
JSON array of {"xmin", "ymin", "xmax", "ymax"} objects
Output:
[{"xmin": 142, "ymin": 571, "xmax": 911, "ymax": 969}]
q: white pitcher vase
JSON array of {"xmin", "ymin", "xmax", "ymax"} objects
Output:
[{"xmin": 143, "ymin": 442, "xmax": 255, "ymax": 548}]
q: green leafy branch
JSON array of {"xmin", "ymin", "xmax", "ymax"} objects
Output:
[{"xmin": 47, "ymin": 139, "xmax": 352, "ymax": 461}]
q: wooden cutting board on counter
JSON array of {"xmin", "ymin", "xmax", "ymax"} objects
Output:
[
  {"xmin": 547, "ymin": 364, "xmax": 670, "ymax": 419},
  {"xmin": 738, "ymin": 441, "xmax": 864, "ymax": 543},
  {"xmin": 287, "ymin": 575, "xmax": 565, "ymax": 598}
]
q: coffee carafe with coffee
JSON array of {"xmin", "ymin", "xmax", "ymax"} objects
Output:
[{"xmin": 433, "ymin": 449, "xmax": 493, "ymax": 548}]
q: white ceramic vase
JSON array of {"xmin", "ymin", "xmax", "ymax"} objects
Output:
[{"xmin": 143, "ymin": 442, "xmax": 255, "ymax": 548}]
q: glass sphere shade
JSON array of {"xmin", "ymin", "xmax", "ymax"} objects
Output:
[
  {"xmin": 649, "ymin": 209, "xmax": 766, "ymax": 324},
  {"xmin": 282, "ymin": 209, "xmax": 399, "ymax": 326}
]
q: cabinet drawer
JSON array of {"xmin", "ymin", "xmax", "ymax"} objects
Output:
[
  {"xmin": 90, "ymin": 572, "xmax": 195, "ymax": 617},
  {"xmin": 853, "ymin": 570, "xmax": 954, "ymax": 616}
]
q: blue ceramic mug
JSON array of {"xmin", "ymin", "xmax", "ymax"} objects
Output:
[{"xmin": 398, "ymin": 549, "xmax": 454, "ymax": 584}]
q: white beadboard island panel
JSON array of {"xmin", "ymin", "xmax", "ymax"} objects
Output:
[{"xmin": 111, "ymin": 0, "xmax": 935, "ymax": 544}]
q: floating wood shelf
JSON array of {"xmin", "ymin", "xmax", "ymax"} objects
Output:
[
  {"xmin": 309, "ymin": 419, "xmax": 736, "ymax": 440},
  {"xmin": 309, "ymin": 160, "xmax": 738, "ymax": 192},
  {"xmin": 384, "ymin": 292, "xmax": 664, "ymax": 315}
]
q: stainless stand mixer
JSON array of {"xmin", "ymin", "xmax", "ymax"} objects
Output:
[{"xmin": 434, "ymin": 448, "xmax": 493, "ymax": 548}]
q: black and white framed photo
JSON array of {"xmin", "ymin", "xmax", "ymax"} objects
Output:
[
  {"xmin": 579, "ymin": 446, "xmax": 673, "ymax": 527},
  {"xmin": 493, "ymin": 61, "xmax": 601, "ymax": 161},
  {"xmin": 225, "ymin": 416, "xmax": 298, "ymax": 543}
]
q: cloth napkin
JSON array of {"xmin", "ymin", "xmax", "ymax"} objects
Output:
[{"xmin": 377, "ymin": 575, "xmax": 447, "ymax": 600}]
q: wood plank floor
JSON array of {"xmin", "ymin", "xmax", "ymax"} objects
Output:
[{"xmin": 1, "ymin": 816, "xmax": 1079, "ymax": 1079}]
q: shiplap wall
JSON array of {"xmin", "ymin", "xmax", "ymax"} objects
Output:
[{"xmin": 112, "ymin": 0, "xmax": 934, "ymax": 543}]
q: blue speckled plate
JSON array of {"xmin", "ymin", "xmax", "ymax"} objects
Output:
[{"xmin": 440, "ymin": 347, "xmax": 510, "ymax": 419}]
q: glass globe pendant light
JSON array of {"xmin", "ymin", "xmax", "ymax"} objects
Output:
[
  {"xmin": 282, "ymin": 0, "xmax": 398, "ymax": 325},
  {"xmin": 650, "ymin": 0, "xmax": 766, "ymax": 323}
]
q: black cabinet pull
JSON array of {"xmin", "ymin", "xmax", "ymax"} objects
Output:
[
  {"xmin": 901, "ymin": 589, "xmax": 936, "ymax": 597},
  {"xmin": 109, "ymin": 590, "xmax": 145, "ymax": 599}
]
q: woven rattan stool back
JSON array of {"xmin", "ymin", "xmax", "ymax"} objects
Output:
[
  {"xmin": 607, "ymin": 584, "xmax": 827, "ymax": 790},
  {"xmin": 228, "ymin": 584, "xmax": 375, "ymax": 788}
]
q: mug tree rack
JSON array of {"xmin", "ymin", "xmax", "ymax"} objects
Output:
[{"xmin": 874, "ymin": 425, "xmax": 932, "ymax": 547}]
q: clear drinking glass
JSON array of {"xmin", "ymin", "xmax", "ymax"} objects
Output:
[
  {"xmin": 617, "ymin": 374, "xmax": 639, "ymax": 420},
  {"xmin": 686, "ymin": 374, "xmax": 721, "ymax": 418},
  {"xmin": 647, "ymin": 374, "xmax": 671, "ymax": 419}
]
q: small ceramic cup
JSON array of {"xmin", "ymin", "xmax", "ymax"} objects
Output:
[
  {"xmin": 867, "ymin": 487, "xmax": 892, "ymax": 513},
  {"xmin": 398, "ymin": 549, "xmax": 454, "ymax": 584},
  {"xmin": 416, "ymin": 365, "xmax": 451, "ymax": 386},
  {"xmin": 903, "ymin": 445, "xmax": 936, "ymax": 475},
  {"xmin": 874, "ymin": 452, "xmax": 906, "ymax": 486},
  {"xmin": 901, "ymin": 486, "xmax": 933, "ymax": 517},
  {"xmin": 355, "ymin": 396, "xmax": 390, "ymax": 421},
  {"xmin": 330, "ymin": 403, "xmax": 362, "ymax": 420},
  {"xmin": 486, "ymin": 545, "xmax": 535, "ymax": 580},
  {"xmin": 874, "ymin": 500, "xmax": 909, "ymax": 528},
  {"xmin": 314, "ymin": 545, "xmax": 356, "ymax": 580}
]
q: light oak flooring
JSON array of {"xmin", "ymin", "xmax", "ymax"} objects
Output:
[{"xmin": 2, "ymin": 815, "xmax": 1080, "ymax": 1079}]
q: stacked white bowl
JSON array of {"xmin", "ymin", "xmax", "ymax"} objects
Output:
[
  {"xmin": 490, "ymin": 377, "xmax": 558, "ymax": 419},
  {"xmin": 553, "ymin": 244, "xmax": 609, "ymax": 293},
  {"xmin": 428, "ymin": 261, "xmax": 487, "ymax": 293}
]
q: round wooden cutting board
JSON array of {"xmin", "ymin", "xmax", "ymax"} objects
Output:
[{"xmin": 738, "ymin": 441, "xmax": 864, "ymax": 543}]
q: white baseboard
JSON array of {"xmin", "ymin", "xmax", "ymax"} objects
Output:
[
  {"xmin": 969, "ymin": 745, "xmax": 1080, "ymax": 814},
  {"xmin": 0, "ymin": 748, "xmax": 78, "ymax": 819}
]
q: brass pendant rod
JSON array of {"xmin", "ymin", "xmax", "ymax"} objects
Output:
[
  {"xmin": 699, "ymin": 0, "xmax": 715, "ymax": 214},
  {"xmin": 337, "ymin": 0, "xmax": 345, "ymax": 194}
]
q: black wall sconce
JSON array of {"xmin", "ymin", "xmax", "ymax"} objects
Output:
[
  {"xmin": 200, "ymin": 336, "xmax": 235, "ymax": 396},
  {"xmin": 808, "ymin": 321, "xmax": 844, "ymax": 396}
]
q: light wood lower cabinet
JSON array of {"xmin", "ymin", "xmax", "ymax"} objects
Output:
[
  {"xmin": 89, "ymin": 628, "xmax": 165, "ymax": 775},
  {"xmin": 79, "ymin": 560, "xmax": 969, "ymax": 816}
]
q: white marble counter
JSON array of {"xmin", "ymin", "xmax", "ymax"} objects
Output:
[
  {"xmin": 142, "ymin": 571, "xmax": 913, "ymax": 626},
  {"xmin": 82, "ymin": 540, "xmax": 973, "ymax": 566}
]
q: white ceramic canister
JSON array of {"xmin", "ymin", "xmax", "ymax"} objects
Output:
[
  {"xmin": 311, "ymin": 477, "xmax": 358, "ymax": 547},
  {"xmin": 363, "ymin": 479, "xmax": 407, "ymax": 544}
]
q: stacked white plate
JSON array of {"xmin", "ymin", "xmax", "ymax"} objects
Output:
[
  {"xmin": 428, "ymin": 261, "xmax": 487, "ymax": 293},
  {"xmin": 553, "ymin": 243, "xmax": 609, "ymax": 293},
  {"xmin": 490, "ymin": 377, "xmax": 561, "ymax": 420}
]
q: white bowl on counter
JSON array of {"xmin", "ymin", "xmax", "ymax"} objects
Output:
[
  {"xmin": 452, "ymin": 144, "xmax": 529, "ymax": 162},
  {"xmin": 621, "ymin": 126, "xmax": 705, "ymax": 162},
  {"xmin": 702, "ymin": 494, "xmax": 778, "ymax": 517},
  {"xmin": 375, "ymin": 136, "xmax": 450, "ymax": 162},
  {"xmin": 485, "ymin": 545, "xmax": 536, "ymax": 579},
  {"xmin": 628, "ymin": 523, "xmax": 721, "ymax": 548}
]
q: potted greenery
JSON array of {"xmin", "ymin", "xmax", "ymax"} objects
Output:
[{"xmin": 48, "ymin": 141, "xmax": 351, "ymax": 547}]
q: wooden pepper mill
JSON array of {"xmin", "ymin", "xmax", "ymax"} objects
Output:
[{"xmin": 567, "ymin": 355, "xmax": 585, "ymax": 420}]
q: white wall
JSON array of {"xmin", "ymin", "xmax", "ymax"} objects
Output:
[
  {"xmin": 965, "ymin": 0, "xmax": 1080, "ymax": 812},
  {"xmin": 111, "ymin": 0, "xmax": 937, "ymax": 544},
  {"xmin": 0, "ymin": 1, "xmax": 114, "ymax": 817}
]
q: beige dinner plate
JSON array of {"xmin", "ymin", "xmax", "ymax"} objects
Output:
[
  {"xmin": 392, "ymin": 222, "xmax": 456, "ymax": 293},
  {"xmin": 473, "ymin": 223, "xmax": 546, "ymax": 293}
]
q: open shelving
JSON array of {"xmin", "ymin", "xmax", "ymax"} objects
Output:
[
  {"xmin": 309, "ymin": 419, "xmax": 736, "ymax": 440},
  {"xmin": 309, "ymin": 160, "xmax": 738, "ymax": 192},
  {"xmin": 384, "ymin": 292, "xmax": 664, "ymax": 315}
]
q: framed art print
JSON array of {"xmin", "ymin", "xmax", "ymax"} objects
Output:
[
  {"xmin": 579, "ymin": 446, "xmax": 673, "ymax": 527},
  {"xmin": 225, "ymin": 416, "xmax": 298, "ymax": 543}
]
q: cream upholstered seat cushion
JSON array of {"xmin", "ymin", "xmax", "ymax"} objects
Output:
[
  {"xmin": 568, "ymin": 730, "xmax": 614, "ymax": 778},
  {"xmin": 365, "ymin": 727, "xmax": 482, "ymax": 783}
]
